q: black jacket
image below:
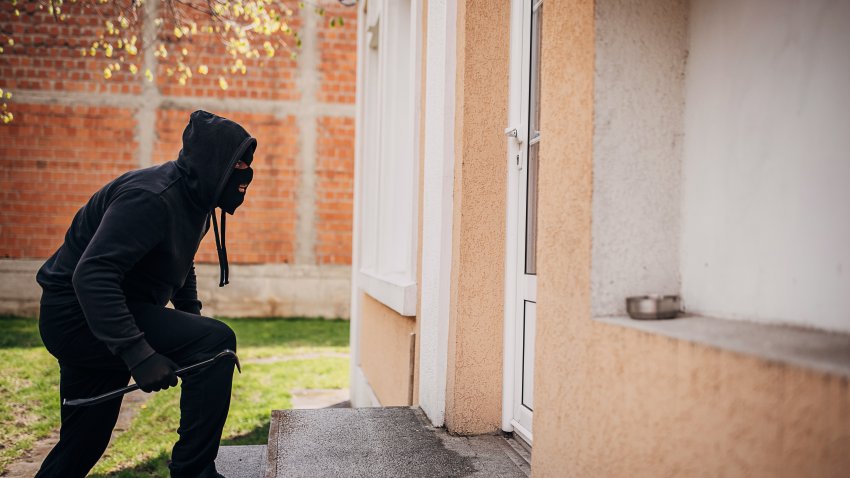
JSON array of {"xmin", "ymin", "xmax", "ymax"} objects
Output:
[{"xmin": 36, "ymin": 110, "xmax": 257, "ymax": 369}]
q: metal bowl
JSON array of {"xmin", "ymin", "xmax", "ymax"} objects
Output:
[{"xmin": 626, "ymin": 295, "xmax": 681, "ymax": 320}]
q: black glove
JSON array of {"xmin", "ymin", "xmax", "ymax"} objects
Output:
[{"xmin": 131, "ymin": 353, "xmax": 179, "ymax": 393}]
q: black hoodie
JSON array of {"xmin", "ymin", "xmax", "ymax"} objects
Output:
[{"xmin": 36, "ymin": 110, "xmax": 257, "ymax": 369}]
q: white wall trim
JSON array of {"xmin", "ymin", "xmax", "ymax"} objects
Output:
[
  {"xmin": 349, "ymin": 0, "xmax": 369, "ymax": 398},
  {"xmin": 350, "ymin": 365, "xmax": 382, "ymax": 407},
  {"xmin": 358, "ymin": 0, "xmax": 420, "ymax": 299},
  {"xmin": 417, "ymin": 0, "xmax": 456, "ymax": 427},
  {"xmin": 501, "ymin": 0, "xmax": 525, "ymax": 435},
  {"xmin": 358, "ymin": 270, "xmax": 417, "ymax": 316}
]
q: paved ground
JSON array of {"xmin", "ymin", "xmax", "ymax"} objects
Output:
[
  {"xmin": 264, "ymin": 407, "xmax": 530, "ymax": 478},
  {"xmin": 216, "ymin": 445, "xmax": 268, "ymax": 478},
  {"xmin": 290, "ymin": 388, "xmax": 350, "ymax": 409},
  {"xmin": 214, "ymin": 388, "xmax": 350, "ymax": 478},
  {"xmin": 245, "ymin": 352, "xmax": 349, "ymax": 365}
]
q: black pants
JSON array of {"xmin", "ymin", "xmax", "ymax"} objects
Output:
[{"xmin": 36, "ymin": 300, "xmax": 236, "ymax": 478}]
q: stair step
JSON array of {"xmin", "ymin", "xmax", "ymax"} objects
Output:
[
  {"xmin": 264, "ymin": 407, "xmax": 529, "ymax": 478},
  {"xmin": 215, "ymin": 444, "xmax": 267, "ymax": 478}
]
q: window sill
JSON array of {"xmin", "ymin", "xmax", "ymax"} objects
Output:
[
  {"xmin": 359, "ymin": 270, "xmax": 417, "ymax": 317},
  {"xmin": 594, "ymin": 315, "xmax": 850, "ymax": 378}
]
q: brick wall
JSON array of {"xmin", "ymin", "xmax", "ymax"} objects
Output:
[
  {"xmin": 316, "ymin": 115, "xmax": 355, "ymax": 265},
  {"xmin": 0, "ymin": 1, "xmax": 356, "ymax": 268},
  {"xmin": 0, "ymin": 0, "xmax": 356, "ymax": 317},
  {"xmin": 0, "ymin": 1, "xmax": 143, "ymax": 94},
  {"xmin": 0, "ymin": 103, "xmax": 138, "ymax": 258}
]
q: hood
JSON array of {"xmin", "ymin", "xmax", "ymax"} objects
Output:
[{"xmin": 175, "ymin": 110, "xmax": 258, "ymax": 211}]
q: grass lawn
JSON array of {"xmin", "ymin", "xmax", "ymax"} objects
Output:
[
  {"xmin": 0, "ymin": 317, "xmax": 61, "ymax": 473},
  {"xmin": 0, "ymin": 315, "xmax": 350, "ymax": 477}
]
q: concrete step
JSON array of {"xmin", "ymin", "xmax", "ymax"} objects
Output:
[
  {"xmin": 264, "ymin": 407, "xmax": 530, "ymax": 478},
  {"xmin": 215, "ymin": 444, "xmax": 267, "ymax": 478}
]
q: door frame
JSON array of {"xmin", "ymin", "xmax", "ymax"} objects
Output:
[{"xmin": 502, "ymin": 0, "xmax": 536, "ymax": 445}]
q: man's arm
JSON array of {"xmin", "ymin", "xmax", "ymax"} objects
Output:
[
  {"xmin": 72, "ymin": 189, "xmax": 166, "ymax": 369},
  {"xmin": 172, "ymin": 263, "xmax": 202, "ymax": 315}
]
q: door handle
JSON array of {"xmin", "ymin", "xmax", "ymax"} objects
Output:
[{"xmin": 505, "ymin": 126, "xmax": 525, "ymax": 144}]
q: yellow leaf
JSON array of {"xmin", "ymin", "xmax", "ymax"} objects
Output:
[
  {"xmin": 103, "ymin": 68, "xmax": 112, "ymax": 79},
  {"xmin": 198, "ymin": 65, "xmax": 209, "ymax": 75},
  {"xmin": 218, "ymin": 77, "xmax": 229, "ymax": 90},
  {"xmin": 129, "ymin": 64, "xmax": 138, "ymax": 74}
]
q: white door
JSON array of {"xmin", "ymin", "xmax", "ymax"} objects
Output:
[{"xmin": 505, "ymin": 0, "xmax": 542, "ymax": 445}]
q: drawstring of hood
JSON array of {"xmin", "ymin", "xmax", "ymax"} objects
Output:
[
  {"xmin": 210, "ymin": 210, "xmax": 230, "ymax": 287},
  {"xmin": 175, "ymin": 110, "xmax": 257, "ymax": 288}
]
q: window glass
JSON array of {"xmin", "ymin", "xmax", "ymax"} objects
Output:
[{"xmin": 525, "ymin": 0, "xmax": 543, "ymax": 275}]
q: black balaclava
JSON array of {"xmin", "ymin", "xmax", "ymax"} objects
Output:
[{"xmin": 217, "ymin": 166, "xmax": 254, "ymax": 214}]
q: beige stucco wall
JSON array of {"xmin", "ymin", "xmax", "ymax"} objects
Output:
[
  {"xmin": 360, "ymin": 292, "xmax": 416, "ymax": 406},
  {"xmin": 443, "ymin": 0, "xmax": 511, "ymax": 435},
  {"xmin": 532, "ymin": 0, "xmax": 850, "ymax": 476},
  {"xmin": 412, "ymin": 0, "xmax": 429, "ymax": 408}
]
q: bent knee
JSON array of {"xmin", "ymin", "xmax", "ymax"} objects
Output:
[{"xmin": 205, "ymin": 319, "xmax": 237, "ymax": 353}]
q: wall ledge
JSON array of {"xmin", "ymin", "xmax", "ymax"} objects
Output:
[
  {"xmin": 358, "ymin": 270, "xmax": 417, "ymax": 317},
  {"xmin": 595, "ymin": 315, "xmax": 850, "ymax": 379}
]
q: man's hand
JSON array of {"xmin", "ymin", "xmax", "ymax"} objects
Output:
[{"xmin": 131, "ymin": 353, "xmax": 179, "ymax": 392}]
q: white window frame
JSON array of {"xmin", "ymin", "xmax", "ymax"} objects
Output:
[
  {"xmin": 356, "ymin": 0, "xmax": 421, "ymax": 316},
  {"xmin": 502, "ymin": 0, "xmax": 538, "ymax": 444}
]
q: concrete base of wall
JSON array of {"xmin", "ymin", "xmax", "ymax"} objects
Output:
[
  {"xmin": 195, "ymin": 263, "xmax": 350, "ymax": 318},
  {"xmin": 0, "ymin": 259, "xmax": 43, "ymax": 317},
  {"xmin": 0, "ymin": 259, "xmax": 350, "ymax": 319}
]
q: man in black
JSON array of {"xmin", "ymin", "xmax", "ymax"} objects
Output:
[{"xmin": 35, "ymin": 110, "xmax": 257, "ymax": 477}]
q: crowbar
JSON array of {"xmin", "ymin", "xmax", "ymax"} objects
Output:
[{"xmin": 62, "ymin": 349, "xmax": 242, "ymax": 407}]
